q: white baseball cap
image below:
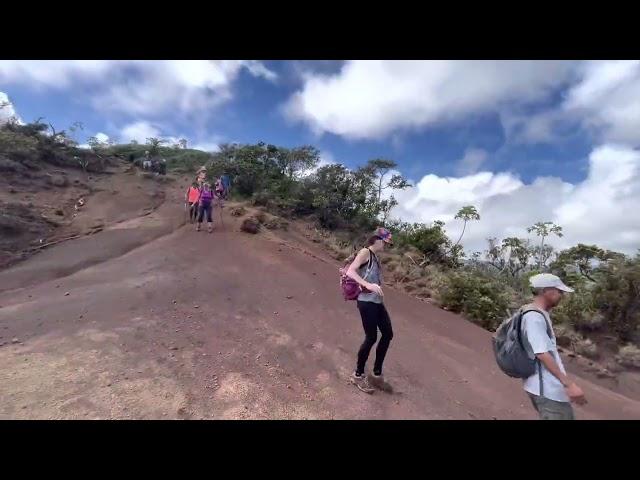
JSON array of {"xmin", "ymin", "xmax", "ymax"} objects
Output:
[{"xmin": 529, "ymin": 273, "xmax": 574, "ymax": 293}]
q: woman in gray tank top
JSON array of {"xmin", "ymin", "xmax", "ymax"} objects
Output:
[{"xmin": 345, "ymin": 227, "xmax": 395, "ymax": 394}]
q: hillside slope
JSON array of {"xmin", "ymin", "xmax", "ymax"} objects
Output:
[{"xmin": 0, "ymin": 175, "xmax": 639, "ymax": 419}]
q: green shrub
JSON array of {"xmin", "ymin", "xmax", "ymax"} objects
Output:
[
  {"xmin": 252, "ymin": 191, "xmax": 274, "ymax": 207},
  {"xmin": 553, "ymin": 285, "xmax": 602, "ymax": 333},
  {"xmin": 590, "ymin": 254, "xmax": 640, "ymax": 342},
  {"xmin": 440, "ymin": 270, "xmax": 512, "ymax": 330}
]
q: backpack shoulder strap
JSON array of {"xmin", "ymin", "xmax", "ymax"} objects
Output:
[
  {"xmin": 368, "ymin": 248, "xmax": 380, "ymax": 267},
  {"xmin": 520, "ymin": 307, "xmax": 551, "ymax": 398},
  {"xmin": 520, "ymin": 308, "xmax": 552, "ymax": 338},
  {"xmin": 365, "ymin": 248, "xmax": 375, "ymax": 270}
]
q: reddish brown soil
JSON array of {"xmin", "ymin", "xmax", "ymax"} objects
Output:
[{"xmin": 1, "ymin": 172, "xmax": 639, "ymax": 419}]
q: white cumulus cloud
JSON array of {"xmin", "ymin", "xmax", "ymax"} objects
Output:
[
  {"xmin": 455, "ymin": 148, "xmax": 488, "ymax": 175},
  {"xmin": 562, "ymin": 60, "xmax": 640, "ymax": 145},
  {"xmin": 0, "ymin": 91, "xmax": 22, "ymax": 124},
  {"xmin": 285, "ymin": 60, "xmax": 640, "ymax": 149},
  {"xmin": 0, "ymin": 60, "xmax": 277, "ymax": 119},
  {"xmin": 500, "ymin": 61, "xmax": 640, "ymax": 146},
  {"xmin": 120, "ymin": 121, "xmax": 162, "ymax": 143},
  {"xmin": 284, "ymin": 60, "xmax": 577, "ymax": 140},
  {"xmin": 300, "ymin": 150, "xmax": 337, "ymax": 177},
  {"xmin": 190, "ymin": 142, "xmax": 220, "ymax": 153},
  {"xmin": 118, "ymin": 120, "xmax": 221, "ymax": 153},
  {"xmin": 95, "ymin": 132, "xmax": 110, "ymax": 143},
  {"xmin": 391, "ymin": 144, "xmax": 640, "ymax": 255}
]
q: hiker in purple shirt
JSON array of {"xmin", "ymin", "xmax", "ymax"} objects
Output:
[{"xmin": 196, "ymin": 183, "xmax": 214, "ymax": 233}]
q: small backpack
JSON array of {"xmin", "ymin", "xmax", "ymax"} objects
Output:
[
  {"xmin": 339, "ymin": 248, "xmax": 376, "ymax": 301},
  {"xmin": 492, "ymin": 307, "xmax": 552, "ymax": 392},
  {"xmin": 199, "ymin": 189, "xmax": 213, "ymax": 204}
]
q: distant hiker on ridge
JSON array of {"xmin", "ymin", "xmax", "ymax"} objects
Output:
[
  {"xmin": 220, "ymin": 174, "xmax": 231, "ymax": 200},
  {"xmin": 185, "ymin": 181, "xmax": 201, "ymax": 223},
  {"xmin": 196, "ymin": 182, "xmax": 215, "ymax": 233},
  {"xmin": 196, "ymin": 166, "xmax": 207, "ymax": 187}
]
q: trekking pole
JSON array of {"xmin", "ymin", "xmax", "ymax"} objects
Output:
[{"xmin": 219, "ymin": 199, "xmax": 225, "ymax": 227}]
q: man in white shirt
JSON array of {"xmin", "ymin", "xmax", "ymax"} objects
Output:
[{"xmin": 523, "ymin": 273, "xmax": 588, "ymax": 420}]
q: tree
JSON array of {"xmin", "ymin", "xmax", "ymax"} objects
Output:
[
  {"xmin": 532, "ymin": 244, "xmax": 556, "ymax": 271},
  {"xmin": 486, "ymin": 237, "xmax": 508, "ymax": 272},
  {"xmin": 379, "ymin": 195, "xmax": 398, "ymax": 226},
  {"xmin": 393, "ymin": 220, "xmax": 456, "ymax": 267},
  {"xmin": 552, "ymin": 244, "xmax": 608, "ymax": 282},
  {"xmin": 360, "ymin": 158, "xmax": 411, "ymax": 224},
  {"xmin": 284, "ymin": 146, "xmax": 320, "ymax": 179},
  {"xmin": 453, "ymin": 205, "xmax": 480, "ymax": 247},
  {"xmin": 74, "ymin": 155, "xmax": 89, "ymax": 172},
  {"xmin": 87, "ymin": 135, "xmax": 111, "ymax": 169},
  {"xmin": 87, "ymin": 136, "xmax": 105, "ymax": 152},
  {"xmin": 308, "ymin": 164, "xmax": 357, "ymax": 228},
  {"xmin": 364, "ymin": 158, "xmax": 412, "ymax": 204},
  {"xmin": 4, "ymin": 118, "xmax": 48, "ymax": 137},
  {"xmin": 592, "ymin": 253, "xmax": 640, "ymax": 341},
  {"xmin": 179, "ymin": 138, "xmax": 188, "ymax": 149},
  {"xmin": 146, "ymin": 137, "xmax": 166, "ymax": 156},
  {"xmin": 47, "ymin": 122, "xmax": 70, "ymax": 144},
  {"xmin": 502, "ymin": 237, "xmax": 532, "ymax": 277},
  {"xmin": 527, "ymin": 221, "xmax": 563, "ymax": 271},
  {"xmin": 67, "ymin": 122, "xmax": 84, "ymax": 147}
]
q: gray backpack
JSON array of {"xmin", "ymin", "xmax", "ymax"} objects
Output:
[{"xmin": 492, "ymin": 307, "xmax": 552, "ymax": 394}]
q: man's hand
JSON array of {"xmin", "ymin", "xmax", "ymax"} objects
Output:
[
  {"xmin": 537, "ymin": 352, "xmax": 587, "ymax": 405},
  {"xmin": 565, "ymin": 382, "xmax": 587, "ymax": 405}
]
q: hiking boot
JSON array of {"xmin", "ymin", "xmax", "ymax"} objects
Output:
[
  {"xmin": 368, "ymin": 373, "xmax": 393, "ymax": 393},
  {"xmin": 350, "ymin": 372, "xmax": 374, "ymax": 394}
]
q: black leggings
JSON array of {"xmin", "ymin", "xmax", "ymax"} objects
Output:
[
  {"xmin": 189, "ymin": 202, "xmax": 198, "ymax": 221},
  {"xmin": 356, "ymin": 301, "xmax": 394, "ymax": 376},
  {"xmin": 198, "ymin": 203, "xmax": 213, "ymax": 223}
]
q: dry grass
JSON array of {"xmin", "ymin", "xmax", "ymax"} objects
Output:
[
  {"xmin": 553, "ymin": 324, "xmax": 600, "ymax": 360},
  {"xmin": 574, "ymin": 338, "xmax": 599, "ymax": 360},
  {"xmin": 255, "ymin": 211, "xmax": 267, "ymax": 224},
  {"xmin": 554, "ymin": 323, "xmax": 583, "ymax": 349},
  {"xmin": 230, "ymin": 206, "xmax": 247, "ymax": 217},
  {"xmin": 616, "ymin": 344, "xmax": 640, "ymax": 369},
  {"xmin": 266, "ymin": 218, "xmax": 289, "ymax": 231}
]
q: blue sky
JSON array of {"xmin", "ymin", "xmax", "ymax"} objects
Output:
[{"xmin": 1, "ymin": 60, "xmax": 639, "ymax": 254}]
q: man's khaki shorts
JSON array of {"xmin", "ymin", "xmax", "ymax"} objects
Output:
[{"xmin": 528, "ymin": 393, "xmax": 575, "ymax": 420}]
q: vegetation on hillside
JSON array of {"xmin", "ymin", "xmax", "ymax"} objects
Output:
[
  {"xmin": 2, "ymin": 114, "xmax": 638, "ymax": 367},
  {"xmin": 199, "ymin": 140, "xmax": 640, "ymax": 364}
]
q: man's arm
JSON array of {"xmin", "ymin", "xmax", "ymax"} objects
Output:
[
  {"xmin": 536, "ymin": 352, "xmax": 570, "ymax": 387},
  {"xmin": 524, "ymin": 312, "xmax": 587, "ymax": 405},
  {"xmin": 536, "ymin": 352, "xmax": 587, "ymax": 405}
]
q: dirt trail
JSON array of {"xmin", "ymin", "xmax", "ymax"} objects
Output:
[{"xmin": 1, "ymin": 178, "xmax": 639, "ymax": 419}]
